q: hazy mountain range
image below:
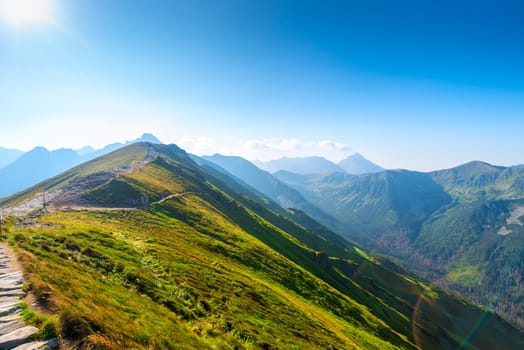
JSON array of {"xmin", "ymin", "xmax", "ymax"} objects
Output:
[
  {"xmin": 254, "ymin": 153, "xmax": 384, "ymax": 175},
  {"xmin": 0, "ymin": 137, "xmax": 383, "ymax": 199},
  {"xmin": 1, "ymin": 141, "xmax": 522, "ymax": 349}
]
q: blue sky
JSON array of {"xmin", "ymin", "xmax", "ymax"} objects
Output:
[{"xmin": 1, "ymin": 0, "xmax": 523, "ymax": 171}]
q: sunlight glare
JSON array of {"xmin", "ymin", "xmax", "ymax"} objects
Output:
[{"xmin": 0, "ymin": 0, "xmax": 54, "ymax": 27}]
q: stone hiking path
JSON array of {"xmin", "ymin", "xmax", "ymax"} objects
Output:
[{"xmin": 0, "ymin": 245, "xmax": 58, "ymax": 350}]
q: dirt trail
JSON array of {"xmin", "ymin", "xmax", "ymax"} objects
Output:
[
  {"xmin": 0, "ymin": 244, "xmax": 58, "ymax": 349},
  {"xmin": 156, "ymin": 192, "xmax": 201, "ymax": 204}
]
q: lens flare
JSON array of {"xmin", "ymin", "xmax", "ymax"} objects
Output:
[{"xmin": 0, "ymin": 0, "xmax": 54, "ymax": 27}]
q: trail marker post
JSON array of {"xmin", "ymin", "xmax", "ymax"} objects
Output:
[
  {"xmin": 43, "ymin": 190, "xmax": 48, "ymax": 212},
  {"xmin": 0, "ymin": 210, "xmax": 3, "ymax": 238}
]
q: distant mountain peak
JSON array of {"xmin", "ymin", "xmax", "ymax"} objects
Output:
[
  {"xmin": 76, "ymin": 146, "xmax": 95, "ymax": 156},
  {"xmin": 31, "ymin": 146, "xmax": 49, "ymax": 153},
  {"xmin": 338, "ymin": 153, "xmax": 384, "ymax": 175},
  {"xmin": 134, "ymin": 133, "xmax": 162, "ymax": 144},
  {"xmin": 437, "ymin": 160, "xmax": 506, "ymax": 177},
  {"xmin": 460, "ymin": 160, "xmax": 502, "ymax": 169}
]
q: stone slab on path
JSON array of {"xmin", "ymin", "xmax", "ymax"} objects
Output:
[
  {"xmin": 0, "ymin": 320, "xmax": 26, "ymax": 336},
  {"xmin": 12, "ymin": 338, "xmax": 59, "ymax": 350},
  {"xmin": 0, "ymin": 284, "xmax": 24, "ymax": 292},
  {"xmin": 0, "ymin": 290, "xmax": 25, "ymax": 298},
  {"xmin": 0, "ymin": 305, "xmax": 22, "ymax": 317},
  {"xmin": 0, "ymin": 326, "xmax": 39, "ymax": 349},
  {"xmin": 0, "ymin": 297, "xmax": 22, "ymax": 309},
  {"xmin": 0, "ymin": 313, "xmax": 22, "ymax": 323}
]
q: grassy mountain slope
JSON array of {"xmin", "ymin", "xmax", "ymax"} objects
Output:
[
  {"xmin": 192, "ymin": 160, "xmax": 349, "ymax": 254},
  {"xmin": 1, "ymin": 143, "xmax": 523, "ymax": 349}
]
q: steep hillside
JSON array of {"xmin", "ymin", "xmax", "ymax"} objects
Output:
[
  {"xmin": 2, "ymin": 143, "xmax": 522, "ymax": 349},
  {"xmin": 198, "ymin": 154, "xmax": 338, "ymax": 229},
  {"xmin": 276, "ymin": 163, "xmax": 524, "ymax": 329},
  {"xmin": 414, "ymin": 199, "xmax": 524, "ymax": 324}
]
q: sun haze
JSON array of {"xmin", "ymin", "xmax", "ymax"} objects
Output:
[{"xmin": 0, "ymin": 0, "xmax": 54, "ymax": 27}]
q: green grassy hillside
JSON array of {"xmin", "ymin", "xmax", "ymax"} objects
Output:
[{"xmin": 2, "ymin": 143, "xmax": 523, "ymax": 349}]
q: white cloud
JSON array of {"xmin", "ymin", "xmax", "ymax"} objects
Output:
[
  {"xmin": 244, "ymin": 138, "xmax": 301, "ymax": 152},
  {"xmin": 178, "ymin": 136, "xmax": 219, "ymax": 155},
  {"xmin": 236, "ymin": 138, "xmax": 352, "ymax": 162},
  {"xmin": 317, "ymin": 140, "xmax": 352, "ymax": 152},
  {"xmin": 178, "ymin": 136, "xmax": 351, "ymax": 162},
  {"xmin": 240, "ymin": 138, "xmax": 302, "ymax": 160}
]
